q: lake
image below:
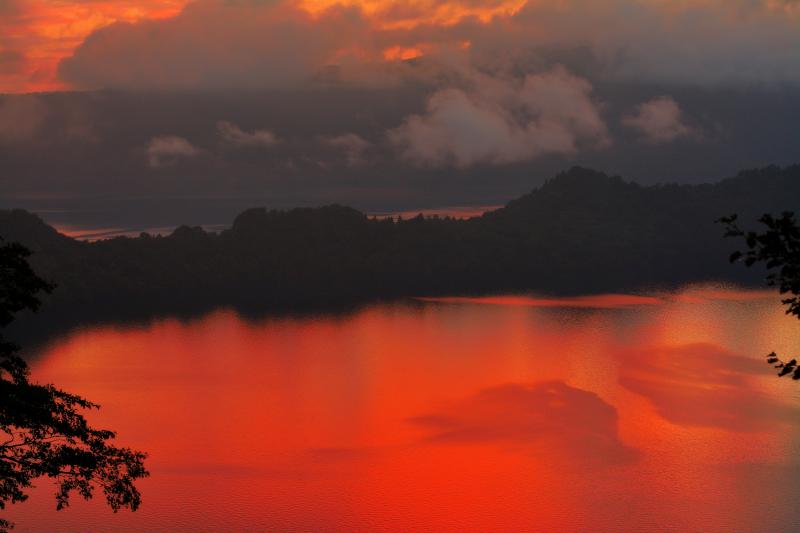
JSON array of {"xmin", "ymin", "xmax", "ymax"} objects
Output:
[{"xmin": 5, "ymin": 285, "xmax": 800, "ymax": 532}]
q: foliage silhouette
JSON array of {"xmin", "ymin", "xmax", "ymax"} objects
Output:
[
  {"xmin": 721, "ymin": 212, "xmax": 800, "ymax": 380},
  {"xmin": 0, "ymin": 238, "xmax": 148, "ymax": 531},
  {"xmin": 2, "ymin": 165, "xmax": 800, "ymax": 322}
]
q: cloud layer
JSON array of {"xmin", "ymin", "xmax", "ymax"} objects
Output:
[
  {"xmin": 323, "ymin": 133, "xmax": 371, "ymax": 166},
  {"xmin": 49, "ymin": 0, "xmax": 800, "ymax": 93},
  {"xmin": 217, "ymin": 121, "xmax": 279, "ymax": 147},
  {"xmin": 623, "ymin": 96, "xmax": 700, "ymax": 144},
  {"xmin": 389, "ymin": 67, "xmax": 609, "ymax": 167},
  {"xmin": 0, "ymin": 0, "xmax": 187, "ymax": 93},
  {"xmin": 59, "ymin": 0, "xmax": 368, "ymax": 90},
  {"xmin": 146, "ymin": 135, "xmax": 199, "ymax": 167},
  {"xmin": 0, "ymin": 95, "xmax": 46, "ymax": 143}
]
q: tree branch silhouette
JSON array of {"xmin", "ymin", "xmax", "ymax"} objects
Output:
[
  {"xmin": 0, "ymin": 237, "xmax": 148, "ymax": 531},
  {"xmin": 721, "ymin": 212, "xmax": 800, "ymax": 381}
]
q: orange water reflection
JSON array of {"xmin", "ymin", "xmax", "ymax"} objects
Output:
[{"xmin": 5, "ymin": 285, "xmax": 800, "ymax": 531}]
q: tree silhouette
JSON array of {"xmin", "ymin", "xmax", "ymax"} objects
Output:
[
  {"xmin": 0, "ymin": 238, "xmax": 148, "ymax": 531},
  {"xmin": 721, "ymin": 213, "xmax": 800, "ymax": 380}
]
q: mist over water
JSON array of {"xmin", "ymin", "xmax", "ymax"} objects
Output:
[{"xmin": 6, "ymin": 285, "xmax": 800, "ymax": 532}]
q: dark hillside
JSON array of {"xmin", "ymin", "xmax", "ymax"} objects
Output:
[{"xmin": 2, "ymin": 165, "xmax": 796, "ymax": 317}]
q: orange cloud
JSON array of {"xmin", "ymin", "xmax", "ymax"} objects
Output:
[
  {"xmin": 1, "ymin": 0, "xmax": 527, "ymax": 93},
  {"xmin": 3, "ymin": 0, "xmax": 800, "ymax": 93},
  {"xmin": 300, "ymin": 0, "xmax": 525, "ymax": 27},
  {"xmin": 0, "ymin": 0, "xmax": 187, "ymax": 93}
]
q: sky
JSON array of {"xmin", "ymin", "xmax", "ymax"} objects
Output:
[
  {"xmin": 1, "ymin": 0, "xmax": 799, "ymax": 229},
  {"xmin": 2, "ymin": 0, "xmax": 799, "ymax": 93}
]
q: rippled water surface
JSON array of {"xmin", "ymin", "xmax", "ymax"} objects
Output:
[{"xmin": 6, "ymin": 286, "xmax": 800, "ymax": 532}]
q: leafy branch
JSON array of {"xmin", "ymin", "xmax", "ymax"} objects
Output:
[
  {"xmin": 766, "ymin": 353, "xmax": 800, "ymax": 380},
  {"xmin": 721, "ymin": 212, "xmax": 800, "ymax": 381},
  {"xmin": 0, "ymin": 238, "xmax": 148, "ymax": 531}
]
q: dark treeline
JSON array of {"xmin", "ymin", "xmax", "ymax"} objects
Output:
[{"xmin": 2, "ymin": 166, "xmax": 797, "ymax": 320}]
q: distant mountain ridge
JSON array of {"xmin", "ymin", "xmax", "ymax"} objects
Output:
[{"xmin": 1, "ymin": 165, "xmax": 797, "ymax": 317}]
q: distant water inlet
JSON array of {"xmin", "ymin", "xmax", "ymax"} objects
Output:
[
  {"xmin": 6, "ymin": 285, "xmax": 800, "ymax": 532},
  {"xmin": 49, "ymin": 205, "xmax": 500, "ymax": 241}
]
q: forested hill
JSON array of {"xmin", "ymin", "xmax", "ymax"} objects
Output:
[{"xmin": 2, "ymin": 165, "xmax": 798, "ymax": 315}]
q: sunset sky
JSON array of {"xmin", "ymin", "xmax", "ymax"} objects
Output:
[
  {"xmin": 3, "ymin": 0, "xmax": 799, "ymax": 93},
  {"xmin": 8, "ymin": 0, "xmax": 502, "ymax": 93},
  {"xmin": 1, "ymin": 0, "xmax": 800, "ymax": 230},
  {"xmin": 5, "ymin": 4, "xmax": 800, "ymax": 533}
]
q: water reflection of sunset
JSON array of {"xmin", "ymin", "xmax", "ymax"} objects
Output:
[{"xmin": 7, "ymin": 285, "xmax": 800, "ymax": 531}]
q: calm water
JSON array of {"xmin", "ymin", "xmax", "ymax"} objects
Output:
[{"xmin": 6, "ymin": 286, "xmax": 800, "ymax": 532}]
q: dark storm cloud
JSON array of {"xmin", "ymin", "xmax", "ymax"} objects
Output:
[
  {"xmin": 58, "ymin": 0, "xmax": 371, "ymax": 90},
  {"xmin": 46, "ymin": 0, "xmax": 800, "ymax": 173},
  {"xmin": 1, "ymin": 83, "xmax": 799, "ymax": 231},
  {"xmin": 56, "ymin": 0, "xmax": 800, "ymax": 91}
]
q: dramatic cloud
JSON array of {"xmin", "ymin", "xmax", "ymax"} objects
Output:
[
  {"xmin": 465, "ymin": 0, "xmax": 800, "ymax": 86},
  {"xmin": 0, "ymin": 0, "xmax": 187, "ymax": 93},
  {"xmin": 323, "ymin": 133, "xmax": 371, "ymax": 166},
  {"xmin": 2, "ymin": 87, "xmax": 800, "ymax": 216},
  {"xmin": 0, "ymin": 95, "xmax": 46, "ymax": 143},
  {"xmin": 146, "ymin": 135, "xmax": 199, "ymax": 167},
  {"xmin": 59, "ymin": 0, "xmax": 369, "ymax": 90},
  {"xmin": 622, "ymin": 97, "xmax": 700, "ymax": 144},
  {"xmin": 0, "ymin": 0, "xmax": 798, "ymax": 93},
  {"xmin": 388, "ymin": 67, "xmax": 609, "ymax": 167},
  {"xmin": 217, "ymin": 121, "xmax": 278, "ymax": 147}
]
